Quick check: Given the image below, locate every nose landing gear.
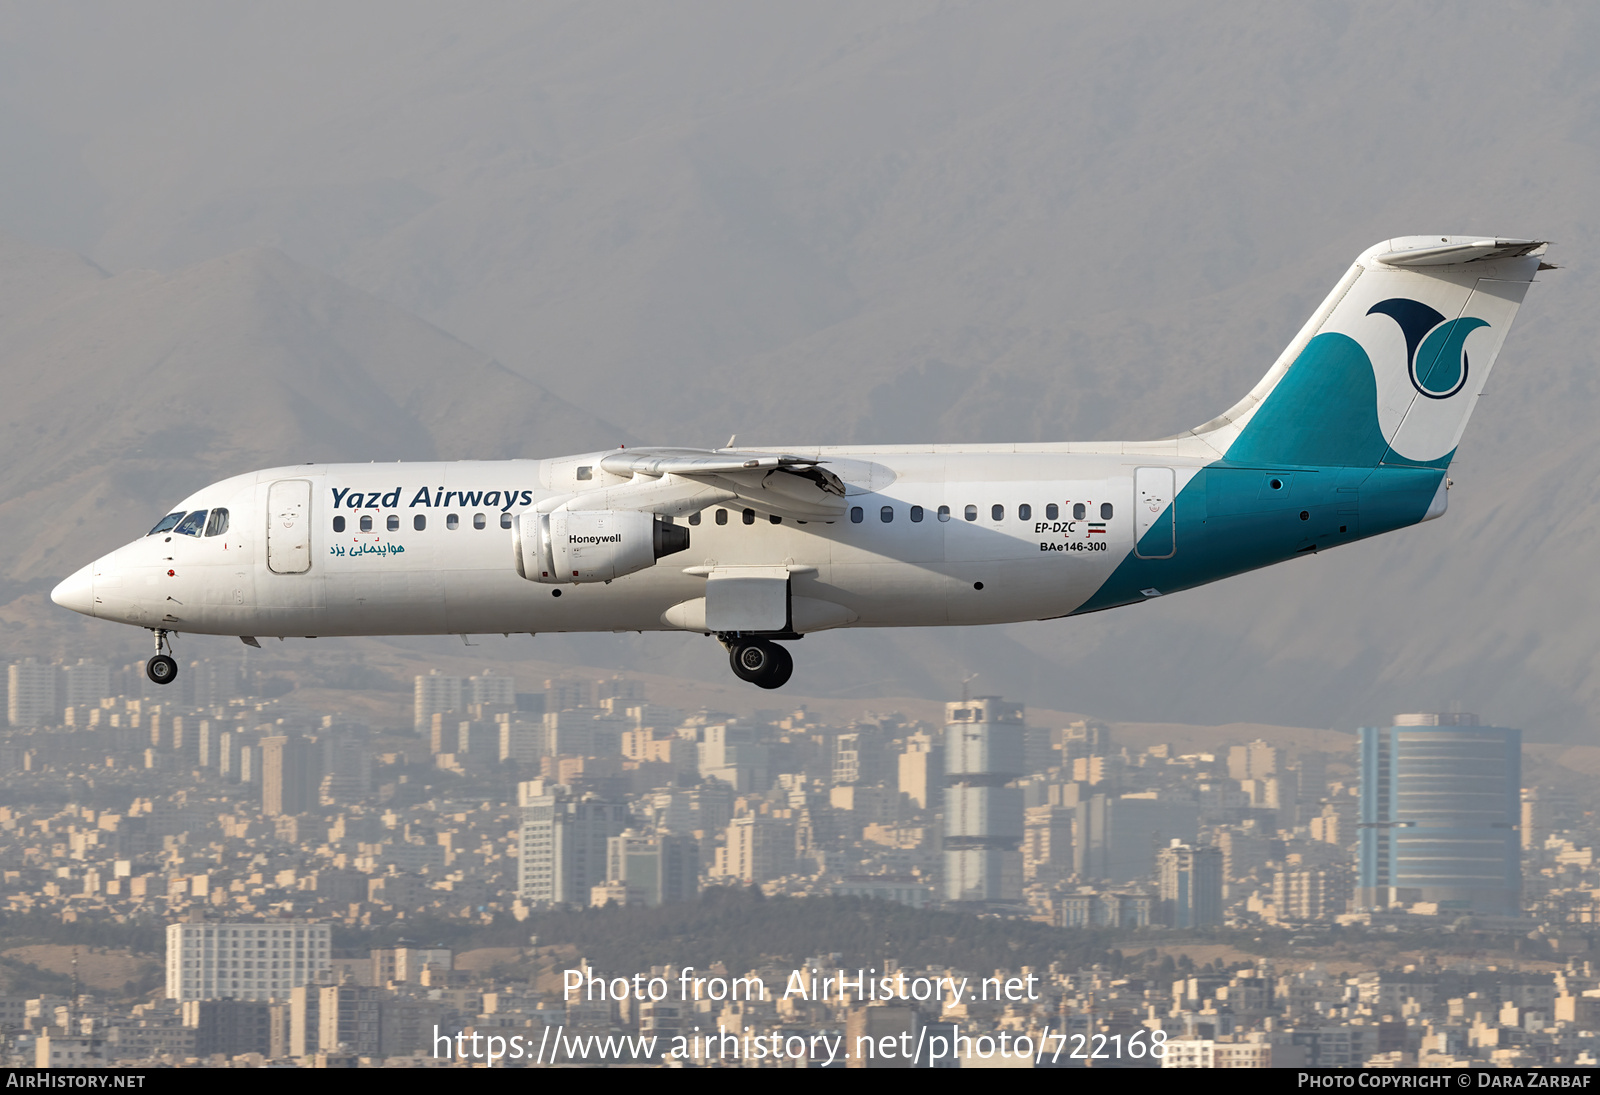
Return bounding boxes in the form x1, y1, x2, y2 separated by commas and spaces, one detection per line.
726, 638, 793, 690
146, 628, 178, 686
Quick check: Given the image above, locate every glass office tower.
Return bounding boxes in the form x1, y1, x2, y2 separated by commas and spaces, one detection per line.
1357, 713, 1521, 916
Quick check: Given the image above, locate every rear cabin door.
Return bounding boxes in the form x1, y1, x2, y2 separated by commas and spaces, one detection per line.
267, 479, 313, 574
1133, 466, 1176, 559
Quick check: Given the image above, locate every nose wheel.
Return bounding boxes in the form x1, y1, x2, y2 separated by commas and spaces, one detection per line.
727, 639, 793, 690
146, 628, 179, 687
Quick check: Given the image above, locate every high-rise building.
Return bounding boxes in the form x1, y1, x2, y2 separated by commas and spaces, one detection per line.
261, 735, 316, 816
61, 658, 110, 708
1357, 713, 1522, 916
1521, 786, 1581, 850
606, 829, 699, 905
413, 670, 462, 732
897, 730, 942, 809
544, 676, 591, 713
1157, 841, 1223, 928
469, 669, 516, 707
944, 696, 1024, 904
1228, 740, 1281, 781
1023, 804, 1074, 883
8, 659, 56, 727
699, 720, 769, 792
166, 920, 332, 1002
715, 816, 794, 884
1294, 752, 1329, 826
319, 729, 373, 804
517, 790, 630, 905
1074, 792, 1200, 883
1272, 865, 1352, 923
185, 659, 228, 710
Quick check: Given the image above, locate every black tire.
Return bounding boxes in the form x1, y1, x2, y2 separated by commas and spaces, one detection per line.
729, 641, 776, 684
729, 640, 793, 689
757, 643, 793, 690
146, 654, 178, 686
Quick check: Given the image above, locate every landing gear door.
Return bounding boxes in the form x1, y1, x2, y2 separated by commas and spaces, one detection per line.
1134, 466, 1175, 559
267, 479, 313, 574
705, 566, 790, 632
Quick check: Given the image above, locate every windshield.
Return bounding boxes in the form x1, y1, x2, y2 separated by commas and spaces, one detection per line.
147, 512, 185, 536
204, 508, 230, 537
173, 510, 208, 536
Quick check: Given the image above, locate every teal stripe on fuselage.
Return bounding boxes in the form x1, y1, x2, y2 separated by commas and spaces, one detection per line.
1072, 461, 1445, 615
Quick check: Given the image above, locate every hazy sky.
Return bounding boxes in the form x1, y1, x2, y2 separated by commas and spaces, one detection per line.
4, 4, 1599, 734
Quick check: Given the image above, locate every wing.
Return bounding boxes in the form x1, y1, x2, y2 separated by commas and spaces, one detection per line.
536, 448, 848, 521
597, 448, 846, 520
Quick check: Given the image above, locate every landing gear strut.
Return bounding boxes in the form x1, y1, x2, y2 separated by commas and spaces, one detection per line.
146, 629, 178, 687
726, 638, 793, 690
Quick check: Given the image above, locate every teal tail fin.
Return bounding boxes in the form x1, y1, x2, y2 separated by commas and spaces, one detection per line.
1191, 236, 1546, 469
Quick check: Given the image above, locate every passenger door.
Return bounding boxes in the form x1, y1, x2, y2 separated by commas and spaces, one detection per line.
267, 480, 313, 574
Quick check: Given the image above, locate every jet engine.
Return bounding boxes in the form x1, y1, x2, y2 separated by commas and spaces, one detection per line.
513, 509, 689, 584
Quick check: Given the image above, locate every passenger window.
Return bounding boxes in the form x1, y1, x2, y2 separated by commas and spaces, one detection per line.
333, 516, 346, 533
204, 509, 230, 537
964, 505, 977, 521
910, 505, 924, 523
850, 507, 864, 523
991, 504, 1004, 522
414, 515, 426, 531
716, 509, 728, 526
938, 505, 951, 523
389, 515, 401, 532
147, 512, 185, 536
447, 514, 460, 530
576, 466, 593, 481
359, 515, 373, 532
1046, 504, 1058, 520
877, 506, 892, 523
742, 508, 755, 525
688, 512, 701, 526
1019, 504, 1032, 521
174, 510, 207, 536
473, 513, 486, 530
1101, 502, 1114, 520
770, 514, 782, 524
1073, 503, 1086, 521
499, 512, 511, 530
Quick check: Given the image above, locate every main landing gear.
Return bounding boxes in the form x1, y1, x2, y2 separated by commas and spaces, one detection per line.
725, 638, 793, 690
146, 629, 178, 686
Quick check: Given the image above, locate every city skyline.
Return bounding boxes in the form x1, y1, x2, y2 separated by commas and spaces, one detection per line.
0, 645, 1594, 1066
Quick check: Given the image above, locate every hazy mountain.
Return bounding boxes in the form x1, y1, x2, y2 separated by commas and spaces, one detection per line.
1, 4, 1598, 734
0, 233, 625, 592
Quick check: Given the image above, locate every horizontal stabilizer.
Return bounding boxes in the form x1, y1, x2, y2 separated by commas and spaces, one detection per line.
1374, 238, 1547, 267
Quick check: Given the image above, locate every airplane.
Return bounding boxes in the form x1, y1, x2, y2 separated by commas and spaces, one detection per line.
50, 235, 1548, 691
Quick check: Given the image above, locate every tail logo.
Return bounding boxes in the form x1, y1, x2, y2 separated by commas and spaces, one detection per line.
1367, 298, 1489, 400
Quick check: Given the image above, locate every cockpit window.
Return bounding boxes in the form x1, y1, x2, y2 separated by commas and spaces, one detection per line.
204, 509, 230, 537
148, 512, 186, 536
173, 510, 208, 536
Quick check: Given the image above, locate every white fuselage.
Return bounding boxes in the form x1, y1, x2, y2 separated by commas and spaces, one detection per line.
62, 447, 1199, 640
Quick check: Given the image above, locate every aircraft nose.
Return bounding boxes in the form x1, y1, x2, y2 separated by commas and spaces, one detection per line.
50, 564, 95, 617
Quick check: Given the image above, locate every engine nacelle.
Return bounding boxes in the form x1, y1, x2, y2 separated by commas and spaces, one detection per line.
513, 509, 690, 584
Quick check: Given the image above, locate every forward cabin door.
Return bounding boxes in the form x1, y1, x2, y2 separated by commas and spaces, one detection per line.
1133, 466, 1176, 559
267, 479, 313, 574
